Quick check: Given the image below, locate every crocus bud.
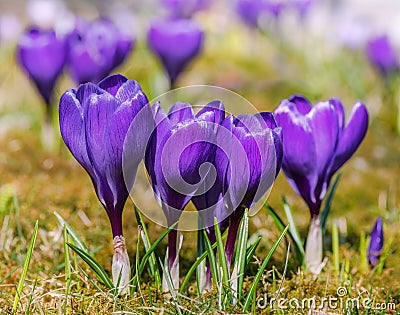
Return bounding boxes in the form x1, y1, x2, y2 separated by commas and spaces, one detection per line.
145, 101, 219, 290
275, 95, 369, 273
368, 217, 384, 267
17, 27, 66, 119
147, 19, 204, 88
366, 35, 398, 78
215, 112, 283, 266
59, 74, 154, 293
67, 18, 134, 85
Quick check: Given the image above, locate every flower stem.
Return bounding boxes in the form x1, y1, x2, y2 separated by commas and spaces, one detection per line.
168, 229, 178, 269
225, 210, 243, 269
112, 235, 131, 294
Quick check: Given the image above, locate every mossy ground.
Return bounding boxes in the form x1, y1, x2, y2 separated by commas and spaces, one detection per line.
0, 17, 399, 314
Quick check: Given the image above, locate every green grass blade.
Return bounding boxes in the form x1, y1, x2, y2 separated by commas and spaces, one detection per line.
133, 221, 178, 287
332, 223, 340, 272
54, 211, 88, 252
13, 220, 39, 312
321, 173, 342, 232
359, 231, 368, 273
67, 243, 114, 290
245, 236, 262, 267
63, 225, 72, 295
0, 184, 14, 216
265, 202, 304, 266
179, 231, 227, 294
214, 217, 229, 286
134, 207, 161, 288
243, 224, 289, 312
234, 209, 248, 301
282, 197, 304, 257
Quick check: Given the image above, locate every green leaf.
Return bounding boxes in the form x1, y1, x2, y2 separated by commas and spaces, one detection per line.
214, 217, 229, 286
13, 220, 39, 312
133, 221, 178, 287
54, 211, 88, 252
265, 202, 304, 266
134, 207, 161, 288
245, 236, 262, 267
282, 197, 304, 258
67, 243, 114, 290
332, 223, 340, 272
243, 224, 289, 312
234, 209, 248, 301
321, 174, 342, 232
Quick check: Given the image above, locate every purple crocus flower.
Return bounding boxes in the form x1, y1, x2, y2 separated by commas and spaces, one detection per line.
67, 18, 134, 85
368, 217, 384, 267
366, 35, 398, 77
161, 0, 210, 18
147, 19, 204, 88
290, 0, 313, 18
215, 112, 283, 265
274, 95, 369, 272
144, 101, 219, 289
59, 74, 153, 293
235, 0, 266, 28
17, 27, 66, 120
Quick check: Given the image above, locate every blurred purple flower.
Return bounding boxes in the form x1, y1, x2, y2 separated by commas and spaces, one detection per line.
215, 112, 283, 264
275, 95, 368, 217
147, 19, 204, 88
67, 18, 134, 85
144, 101, 219, 272
366, 35, 398, 77
161, 0, 210, 18
17, 27, 66, 117
275, 95, 368, 272
368, 217, 384, 267
236, 0, 266, 28
236, 0, 285, 28
290, 0, 313, 18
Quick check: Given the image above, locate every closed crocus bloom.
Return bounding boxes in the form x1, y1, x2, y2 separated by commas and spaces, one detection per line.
67, 18, 133, 85
59, 74, 153, 293
366, 35, 398, 77
17, 27, 66, 119
368, 217, 384, 267
161, 0, 210, 18
215, 112, 283, 265
145, 101, 218, 290
236, 0, 266, 28
147, 19, 204, 88
274, 95, 368, 273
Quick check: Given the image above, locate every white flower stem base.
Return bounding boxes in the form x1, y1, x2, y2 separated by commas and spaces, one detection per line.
112, 235, 130, 295
305, 216, 323, 274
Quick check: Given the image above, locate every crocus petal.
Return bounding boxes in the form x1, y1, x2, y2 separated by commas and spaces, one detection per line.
168, 102, 194, 126
307, 101, 339, 200
197, 100, 225, 127
59, 89, 94, 179
288, 94, 312, 115
275, 100, 318, 210
329, 97, 345, 130
98, 74, 128, 97
331, 101, 368, 174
